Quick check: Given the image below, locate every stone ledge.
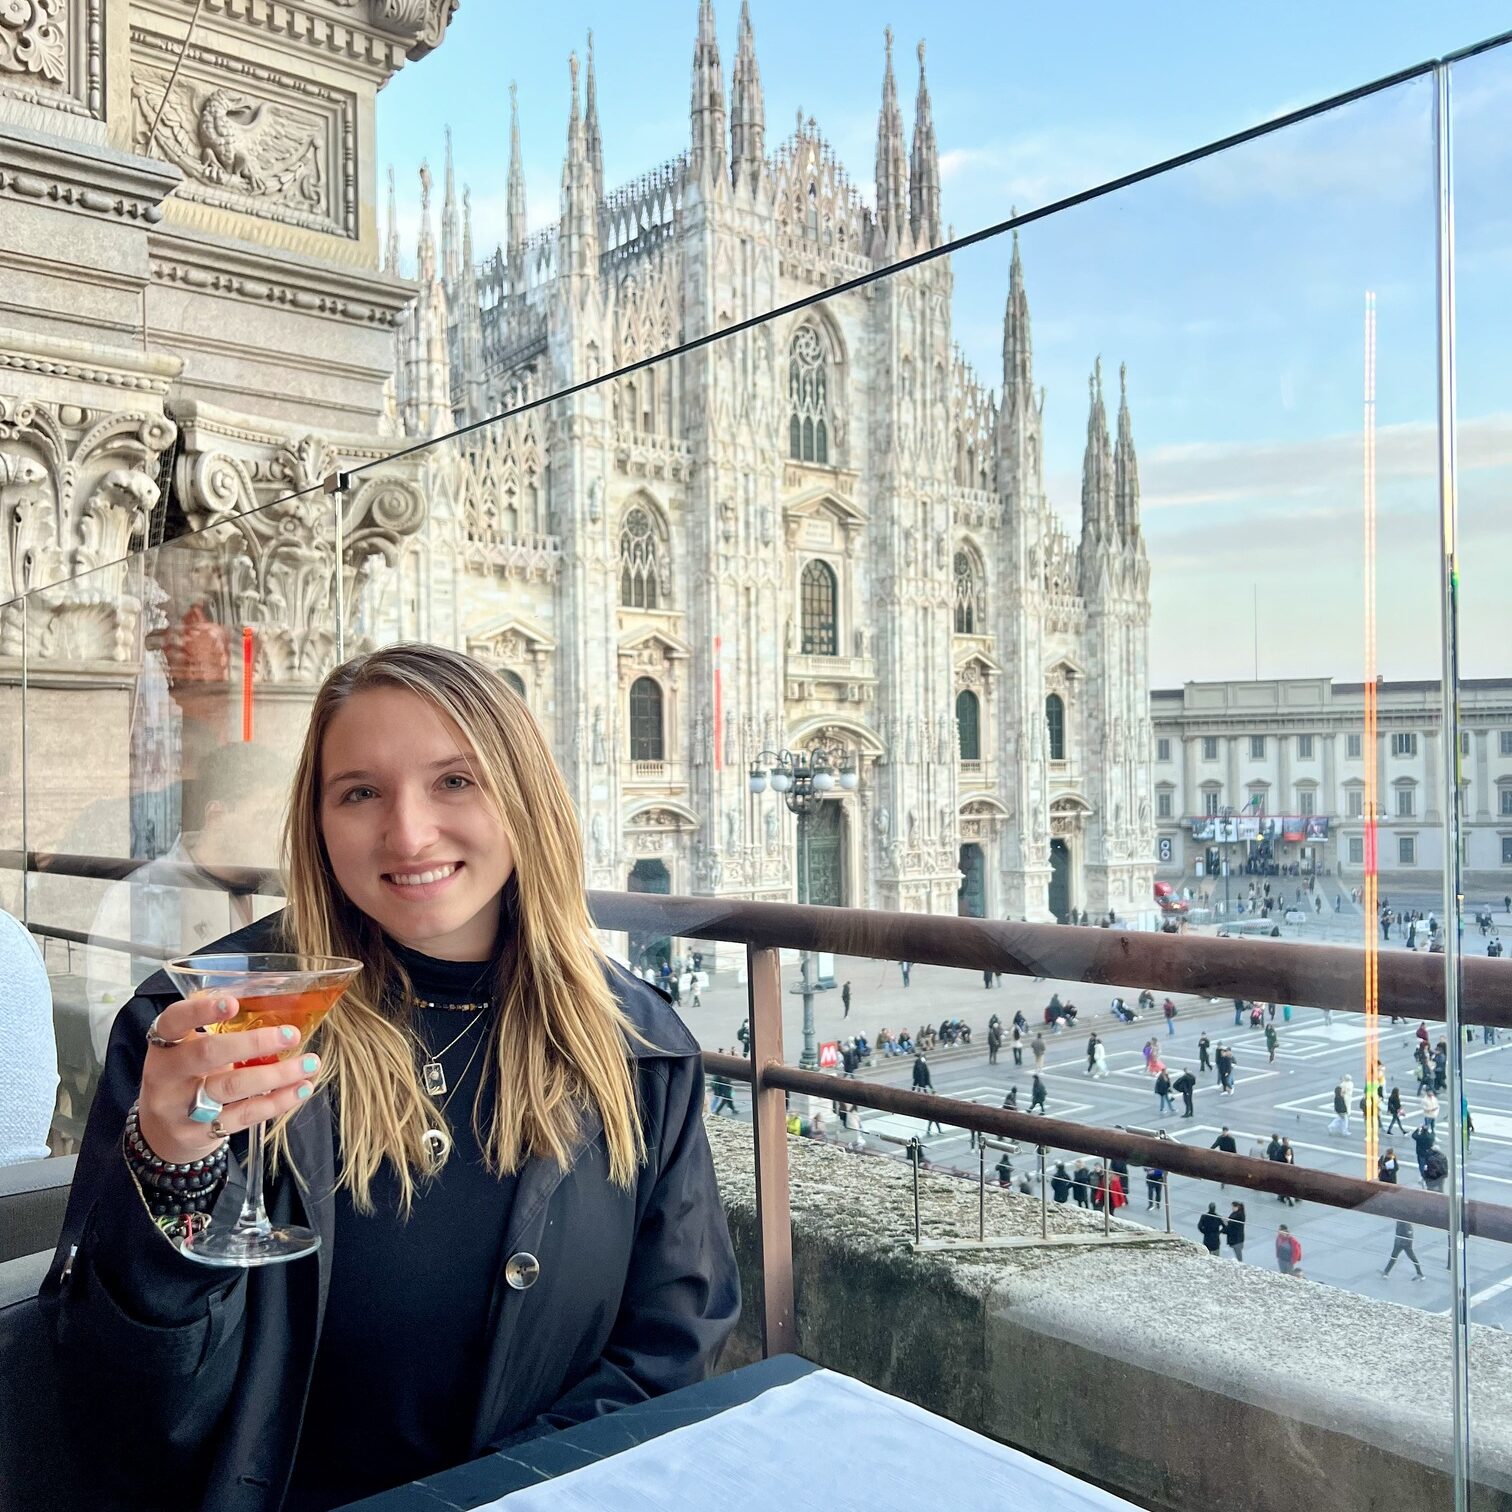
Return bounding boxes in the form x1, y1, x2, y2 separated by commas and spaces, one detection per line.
706, 1117, 1512, 1511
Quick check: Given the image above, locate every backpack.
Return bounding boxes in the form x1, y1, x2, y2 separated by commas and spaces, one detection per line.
1424, 1150, 1449, 1182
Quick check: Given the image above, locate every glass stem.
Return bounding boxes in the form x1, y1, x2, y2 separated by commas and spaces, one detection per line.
234, 1119, 273, 1237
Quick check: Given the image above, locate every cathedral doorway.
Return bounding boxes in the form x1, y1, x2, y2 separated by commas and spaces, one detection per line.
627, 858, 672, 970
957, 843, 986, 918
1048, 839, 1071, 923
801, 799, 845, 907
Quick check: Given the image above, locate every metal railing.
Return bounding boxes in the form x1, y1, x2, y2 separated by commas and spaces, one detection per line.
7, 847, 1508, 1359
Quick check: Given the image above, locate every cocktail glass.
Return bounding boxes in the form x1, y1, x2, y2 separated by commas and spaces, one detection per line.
163, 953, 360, 1267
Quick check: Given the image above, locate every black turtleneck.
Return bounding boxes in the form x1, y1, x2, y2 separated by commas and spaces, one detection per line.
286, 941, 520, 1511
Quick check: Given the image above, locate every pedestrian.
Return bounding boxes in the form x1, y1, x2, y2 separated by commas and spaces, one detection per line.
1279, 1137, 1298, 1204
1378, 1148, 1400, 1185
1275, 1224, 1303, 1275
899, 960, 912, 988
1174, 1067, 1196, 1118
1146, 1163, 1166, 1210
736, 1017, 752, 1056
709, 1054, 737, 1116
912, 1053, 933, 1093
1087, 1032, 1101, 1075
1330, 1078, 1352, 1136
1031, 1033, 1046, 1071
1411, 1122, 1436, 1180
1264, 1022, 1278, 1063
995, 1151, 1014, 1187
1386, 1085, 1406, 1135
1163, 997, 1177, 1037
1051, 1162, 1073, 1203
1092, 1040, 1110, 1079
1030, 1073, 1048, 1114
1225, 1202, 1247, 1262
1423, 1144, 1449, 1193
1012, 1023, 1024, 1067
1211, 1126, 1238, 1187
1072, 1160, 1091, 1207
1215, 1045, 1235, 1095
1155, 1067, 1175, 1115
1382, 1219, 1425, 1279
841, 980, 852, 1018
1421, 1087, 1439, 1136
1233, 998, 1245, 1028
1198, 1202, 1224, 1255
1002, 1085, 1018, 1111
983, 969, 994, 990
1198, 1032, 1212, 1073
987, 1021, 1002, 1066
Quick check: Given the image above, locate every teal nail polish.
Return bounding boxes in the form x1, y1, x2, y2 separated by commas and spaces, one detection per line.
297, 1084, 313, 1100
280, 1026, 298, 1043
301, 1055, 319, 1075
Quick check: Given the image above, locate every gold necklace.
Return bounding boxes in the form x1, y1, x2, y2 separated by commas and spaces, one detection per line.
407, 1009, 488, 1098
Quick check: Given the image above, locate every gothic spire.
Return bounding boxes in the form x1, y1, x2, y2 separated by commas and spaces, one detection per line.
690, 0, 727, 187
384, 163, 400, 275
1114, 361, 1143, 545
441, 125, 460, 290
585, 30, 604, 205
404, 160, 452, 438
909, 39, 940, 249
560, 52, 599, 277
874, 27, 910, 254
417, 159, 437, 285
507, 81, 527, 296
1002, 222, 1032, 410
1079, 358, 1117, 583
730, 0, 765, 191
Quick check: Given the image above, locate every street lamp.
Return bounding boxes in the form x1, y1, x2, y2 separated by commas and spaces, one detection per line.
1219, 803, 1235, 919
749, 742, 860, 1070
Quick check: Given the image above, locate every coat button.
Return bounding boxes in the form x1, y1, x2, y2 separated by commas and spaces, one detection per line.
504, 1252, 540, 1290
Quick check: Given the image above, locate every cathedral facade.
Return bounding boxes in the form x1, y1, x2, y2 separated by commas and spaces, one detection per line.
385, 3, 1157, 926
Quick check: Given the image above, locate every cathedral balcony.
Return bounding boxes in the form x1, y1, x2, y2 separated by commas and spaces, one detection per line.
628, 759, 670, 784
784, 654, 877, 706
782, 460, 860, 500
614, 430, 693, 481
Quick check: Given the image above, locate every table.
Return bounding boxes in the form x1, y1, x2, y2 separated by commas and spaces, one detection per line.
341, 1357, 1142, 1512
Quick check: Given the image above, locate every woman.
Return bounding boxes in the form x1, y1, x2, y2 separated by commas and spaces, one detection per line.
40, 646, 739, 1512
1225, 1201, 1247, 1262
1091, 1039, 1110, 1079
1198, 1202, 1224, 1255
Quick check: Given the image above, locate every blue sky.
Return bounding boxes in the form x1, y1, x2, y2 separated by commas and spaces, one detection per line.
377, 4, 1512, 686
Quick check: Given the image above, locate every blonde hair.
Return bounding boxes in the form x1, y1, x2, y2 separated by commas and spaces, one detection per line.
267, 643, 645, 1215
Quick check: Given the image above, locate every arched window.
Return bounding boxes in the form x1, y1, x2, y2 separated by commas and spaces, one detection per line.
800, 559, 838, 656
629, 677, 664, 761
956, 690, 981, 762
502, 669, 527, 702
788, 324, 830, 464
954, 550, 984, 635
1045, 693, 1066, 761
619, 504, 662, 609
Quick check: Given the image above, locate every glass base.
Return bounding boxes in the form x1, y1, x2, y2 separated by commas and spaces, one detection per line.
176, 1220, 321, 1269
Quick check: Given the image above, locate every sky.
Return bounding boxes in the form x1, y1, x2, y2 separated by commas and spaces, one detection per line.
376, 4, 1512, 687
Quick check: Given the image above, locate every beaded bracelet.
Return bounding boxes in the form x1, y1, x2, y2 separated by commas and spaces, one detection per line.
124, 1102, 229, 1221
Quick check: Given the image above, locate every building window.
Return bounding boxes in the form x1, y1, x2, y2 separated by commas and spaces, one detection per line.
1298, 789, 1316, 817
1346, 733, 1362, 759
1503, 837, 1512, 865
1398, 835, 1416, 866
799, 559, 838, 655
1502, 731, 1512, 757
955, 690, 981, 762
1203, 790, 1220, 817
1391, 732, 1419, 758
628, 677, 664, 761
1461, 731, 1472, 757
1045, 694, 1066, 761
1297, 735, 1315, 759
619, 506, 664, 610
1156, 737, 1171, 762
1501, 788, 1512, 817
1346, 789, 1364, 818
501, 669, 527, 702
1395, 786, 1416, 818
1157, 791, 1173, 819
1250, 736, 1265, 759
953, 550, 985, 635
788, 323, 830, 464
1349, 836, 1365, 864
1201, 736, 1218, 761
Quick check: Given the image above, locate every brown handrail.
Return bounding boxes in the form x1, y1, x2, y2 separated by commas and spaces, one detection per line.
8, 847, 1507, 1026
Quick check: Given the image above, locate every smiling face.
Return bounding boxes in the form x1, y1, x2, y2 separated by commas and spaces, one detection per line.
318, 684, 515, 962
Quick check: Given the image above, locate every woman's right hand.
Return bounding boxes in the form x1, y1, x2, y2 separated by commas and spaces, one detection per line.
135, 994, 320, 1166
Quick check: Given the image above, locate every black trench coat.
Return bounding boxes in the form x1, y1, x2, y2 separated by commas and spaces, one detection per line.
39, 914, 740, 1512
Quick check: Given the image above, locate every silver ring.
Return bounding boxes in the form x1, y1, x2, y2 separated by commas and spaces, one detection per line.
188, 1082, 224, 1125
210, 1118, 229, 1140
146, 1013, 185, 1050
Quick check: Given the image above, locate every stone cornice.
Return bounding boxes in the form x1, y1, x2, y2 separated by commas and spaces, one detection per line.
0, 323, 183, 396
148, 227, 416, 329
173, 0, 461, 79
169, 396, 416, 469
0, 119, 179, 225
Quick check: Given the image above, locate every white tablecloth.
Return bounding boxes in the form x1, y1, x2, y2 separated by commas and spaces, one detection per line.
482, 1368, 1139, 1511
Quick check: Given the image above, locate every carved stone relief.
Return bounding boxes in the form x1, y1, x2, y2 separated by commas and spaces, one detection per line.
0, 0, 102, 121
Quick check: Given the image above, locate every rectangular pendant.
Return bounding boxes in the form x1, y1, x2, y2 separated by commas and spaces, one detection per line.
422, 1060, 447, 1097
